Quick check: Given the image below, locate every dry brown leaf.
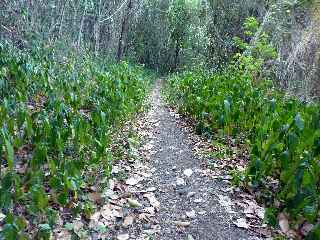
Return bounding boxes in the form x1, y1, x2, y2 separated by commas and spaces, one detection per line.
72, 220, 84, 232
139, 213, 151, 222
123, 214, 135, 228
143, 193, 160, 210
233, 218, 249, 229
88, 192, 103, 204
278, 212, 290, 234
127, 198, 143, 208
125, 176, 143, 186
101, 207, 114, 220
300, 222, 314, 236
144, 206, 156, 215
54, 229, 72, 240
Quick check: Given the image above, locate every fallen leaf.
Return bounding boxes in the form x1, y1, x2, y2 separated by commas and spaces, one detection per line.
123, 215, 134, 228
194, 198, 203, 203
187, 192, 196, 198
217, 195, 234, 213
234, 218, 249, 229
88, 192, 103, 204
112, 166, 120, 174
173, 221, 191, 227
139, 213, 151, 222
198, 211, 206, 215
117, 233, 129, 240
54, 229, 72, 240
103, 189, 117, 200
127, 198, 142, 208
144, 207, 155, 215
143, 193, 160, 210
300, 222, 314, 236
255, 207, 265, 219
90, 212, 101, 221
107, 179, 116, 193
125, 176, 142, 186
72, 220, 84, 231
278, 212, 289, 233
101, 207, 114, 220
146, 187, 156, 192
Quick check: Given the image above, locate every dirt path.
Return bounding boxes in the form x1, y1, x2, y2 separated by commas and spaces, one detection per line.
88, 80, 264, 240
135, 80, 260, 240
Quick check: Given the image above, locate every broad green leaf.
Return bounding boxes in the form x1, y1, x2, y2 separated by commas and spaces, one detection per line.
295, 113, 304, 131
4, 137, 14, 169
224, 99, 231, 114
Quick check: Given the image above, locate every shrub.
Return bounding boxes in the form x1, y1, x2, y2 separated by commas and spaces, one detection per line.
163, 17, 320, 237
0, 44, 152, 238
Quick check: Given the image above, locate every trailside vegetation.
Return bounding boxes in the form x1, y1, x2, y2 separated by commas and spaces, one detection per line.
0, 44, 152, 238
164, 17, 320, 238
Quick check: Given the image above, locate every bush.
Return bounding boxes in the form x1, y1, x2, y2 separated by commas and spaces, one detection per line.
163, 17, 320, 236
0, 44, 152, 238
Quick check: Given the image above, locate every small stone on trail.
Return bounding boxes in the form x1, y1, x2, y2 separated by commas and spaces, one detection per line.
187, 234, 195, 240
123, 215, 134, 228
187, 192, 196, 198
183, 169, 193, 177
233, 218, 249, 229
146, 187, 157, 192
117, 233, 129, 240
194, 198, 203, 203
176, 177, 185, 186
186, 210, 196, 219
176, 188, 188, 195
173, 221, 191, 227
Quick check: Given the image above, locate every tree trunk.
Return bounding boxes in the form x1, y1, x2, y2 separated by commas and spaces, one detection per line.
174, 40, 180, 70
77, 0, 87, 51
117, 0, 133, 61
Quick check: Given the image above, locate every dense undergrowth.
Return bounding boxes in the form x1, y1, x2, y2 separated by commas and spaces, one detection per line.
0, 44, 152, 239
164, 66, 320, 239
163, 19, 320, 239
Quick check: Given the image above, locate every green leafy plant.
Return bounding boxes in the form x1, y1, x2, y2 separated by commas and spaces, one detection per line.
163, 17, 320, 237
0, 43, 152, 238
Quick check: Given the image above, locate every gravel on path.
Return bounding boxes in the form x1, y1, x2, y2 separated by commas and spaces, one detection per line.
141, 80, 261, 240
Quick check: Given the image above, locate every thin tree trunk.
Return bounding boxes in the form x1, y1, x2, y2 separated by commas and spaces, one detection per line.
94, 0, 103, 57
58, 0, 68, 38
117, 0, 132, 61
77, 0, 87, 51
174, 40, 180, 70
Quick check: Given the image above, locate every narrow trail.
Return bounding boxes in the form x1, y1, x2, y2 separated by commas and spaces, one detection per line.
91, 80, 264, 240
138, 80, 260, 240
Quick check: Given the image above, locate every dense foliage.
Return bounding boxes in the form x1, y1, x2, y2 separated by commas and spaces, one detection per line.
164, 66, 320, 239
164, 18, 320, 238
0, 44, 151, 238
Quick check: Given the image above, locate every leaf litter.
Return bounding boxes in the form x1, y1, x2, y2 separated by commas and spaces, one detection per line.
60, 81, 273, 239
